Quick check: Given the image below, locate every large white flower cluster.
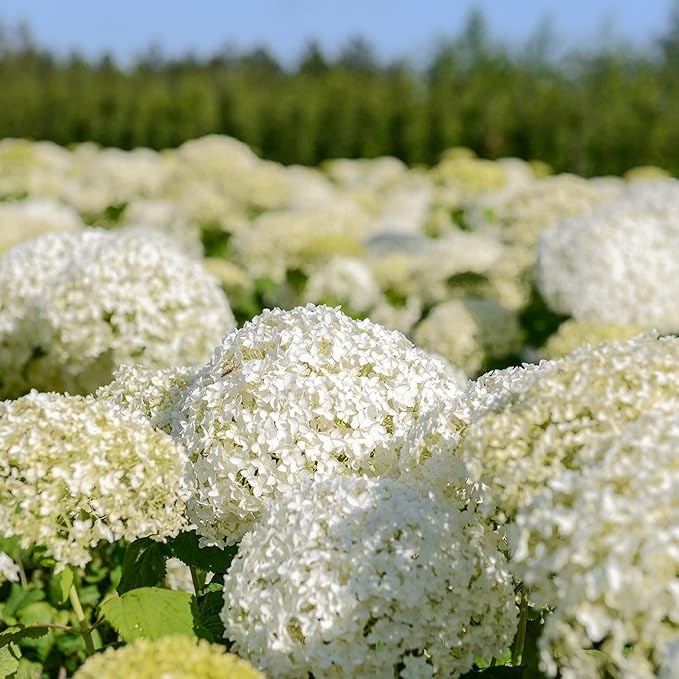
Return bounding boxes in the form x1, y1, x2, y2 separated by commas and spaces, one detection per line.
172, 304, 465, 545
413, 297, 523, 376
458, 334, 679, 518
470, 174, 618, 247
232, 204, 371, 284
73, 635, 264, 679
0, 229, 234, 398
222, 476, 518, 679
0, 391, 191, 569
95, 364, 195, 433
302, 256, 382, 314
539, 319, 643, 359
512, 413, 679, 679
0, 197, 83, 252
536, 180, 679, 331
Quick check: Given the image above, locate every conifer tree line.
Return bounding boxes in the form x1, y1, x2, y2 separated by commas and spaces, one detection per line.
2, 6, 679, 176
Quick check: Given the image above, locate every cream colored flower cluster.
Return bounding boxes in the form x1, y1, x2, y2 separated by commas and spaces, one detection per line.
413, 297, 523, 376
0, 228, 234, 398
0, 197, 83, 253
540, 319, 644, 359
96, 364, 195, 433
0, 391, 191, 569
171, 304, 465, 546
232, 203, 371, 284
458, 334, 679, 518
536, 180, 679, 331
512, 413, 679, 679
73, 635, 264, 679
302, 256, 382, 315
222, 476, 518, 679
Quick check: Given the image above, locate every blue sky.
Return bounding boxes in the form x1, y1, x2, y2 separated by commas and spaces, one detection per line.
0, 0, 674, 66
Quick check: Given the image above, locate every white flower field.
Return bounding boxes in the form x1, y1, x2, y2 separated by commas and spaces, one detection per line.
0, 135, 677, 678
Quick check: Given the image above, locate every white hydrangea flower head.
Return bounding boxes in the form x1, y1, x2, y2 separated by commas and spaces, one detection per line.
163, 557, 214, 593
458, 334, 679, 519
95, 364, 196, 433
0, 391, 191, 570
0, 228, 234, 398
368, 293, 424, 335
222, 476, 518, 679
324, 156, 408, 192
413, 298, 523, 376
232, 204, 371, 283
406, 231, 504, 306
0, 198, 83, 253
120, 197, 204, 258
512, 412, 679, 679
536, 185, 679, 331
393, 402, 490, 516
73, 635, 264, 679
0, 139, 72, 199
172, 304, 465, 546
303, 256, 381, 314
468, 174, 618, 247
431, 152, 522, 196
540, 319, 644, 359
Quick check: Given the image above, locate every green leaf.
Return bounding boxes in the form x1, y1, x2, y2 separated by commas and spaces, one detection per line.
99, 587, 197, 642
0, 644, 20, 676
0, 625, 49, 649
14, 657, 43, 679
167, 531, 238, 574
193, 587, 226, 643
49, 568, 74, 605
117, 538, 170, 595
2, 585, 44, 619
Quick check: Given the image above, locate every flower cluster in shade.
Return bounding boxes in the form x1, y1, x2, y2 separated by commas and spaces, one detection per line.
0, 228, 234, 399
539, 319, 643, 359
511, 412, 679, 679
0, 391, 191, 569
221, 476, 518, 679
171, 304, 466, 546
457, 334, 679, 519
536, 178, 679, 332
0, 197, 83, 253
72, 635, 264, 679
95, 364, 195, 434
302, 256, 382, 315
413, 297, 523, 376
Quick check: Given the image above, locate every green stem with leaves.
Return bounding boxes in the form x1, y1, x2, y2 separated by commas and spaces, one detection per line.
68, 584, 95, 655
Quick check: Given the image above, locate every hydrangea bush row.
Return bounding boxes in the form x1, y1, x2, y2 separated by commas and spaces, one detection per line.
0, 136, 677, 678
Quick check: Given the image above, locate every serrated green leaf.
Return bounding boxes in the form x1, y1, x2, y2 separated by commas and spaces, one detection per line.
0, 625, 49, 650
117, 538, 170, 595
100, 587, 197, 642
0, 644, 20, 676
194, 588, 226, 643
14, 657, 42, 679
167, 531, 238, 574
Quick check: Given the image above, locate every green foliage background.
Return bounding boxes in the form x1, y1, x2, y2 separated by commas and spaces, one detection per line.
2, 6, 679, 176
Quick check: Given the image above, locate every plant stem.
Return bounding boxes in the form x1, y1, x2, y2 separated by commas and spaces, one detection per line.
16, 555, 28, 587
68, 584, 96, 655
189, 566, 204, 596
512, 584, 529, 667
